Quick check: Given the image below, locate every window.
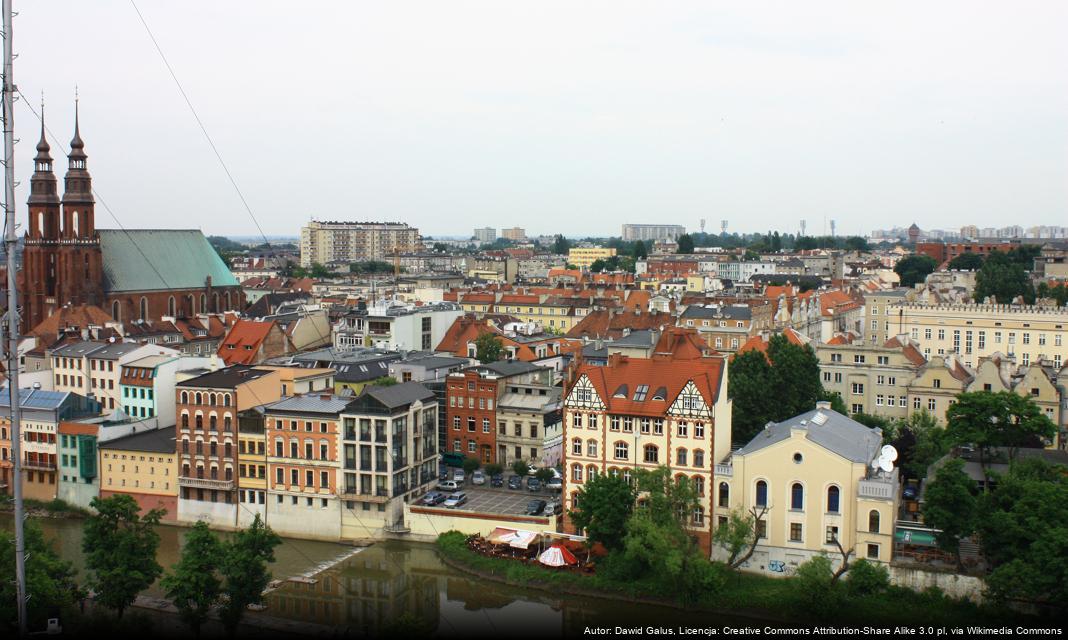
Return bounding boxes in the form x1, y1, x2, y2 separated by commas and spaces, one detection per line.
643, 444, 658, 463
755, 480, 768, 507
827, 485, 840, 513
866, 543, 880, 559
825, 525, 839, 544
790, 483, 804, 510
587, 440, 597, 457
789, 523, 803, 542
718, 482, 729, 508
572, 464, 583, 483
868, 510, 881, 533
614, 442, 628, 460
677, 448, 687, 466
572, 438, 582, 455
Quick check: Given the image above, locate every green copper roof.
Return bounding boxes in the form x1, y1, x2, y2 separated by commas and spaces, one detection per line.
98, 229, 239, 293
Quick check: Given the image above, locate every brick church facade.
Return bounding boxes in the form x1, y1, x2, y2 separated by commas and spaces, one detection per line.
19, 106, 244, 333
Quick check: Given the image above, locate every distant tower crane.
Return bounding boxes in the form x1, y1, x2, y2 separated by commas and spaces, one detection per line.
721, 220, 728, 235
799, 219, 806, 237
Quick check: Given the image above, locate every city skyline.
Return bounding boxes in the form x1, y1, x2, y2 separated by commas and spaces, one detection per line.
12, 1, 1068, 238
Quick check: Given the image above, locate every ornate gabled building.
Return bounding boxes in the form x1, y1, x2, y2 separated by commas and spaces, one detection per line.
19, 106, 244, 333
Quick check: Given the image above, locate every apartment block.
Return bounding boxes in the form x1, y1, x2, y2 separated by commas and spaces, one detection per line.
567, 247, 616, 270
817, 336, 926, 418
300, 220, 421, 268
99, 427, 179, 522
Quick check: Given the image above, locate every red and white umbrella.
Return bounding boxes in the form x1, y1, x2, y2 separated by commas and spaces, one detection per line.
538, 543, 578, 567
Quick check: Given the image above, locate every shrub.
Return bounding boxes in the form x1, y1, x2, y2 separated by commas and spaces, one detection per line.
847, 559, 890, 597
792, 554, 843, 619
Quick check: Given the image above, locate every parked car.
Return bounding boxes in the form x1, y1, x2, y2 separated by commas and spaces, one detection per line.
472, 470, 486, 485
490, 474, 504, 488
526, 499, 547, 516
545, 499, 563, 515
444, 492, 468, 509
527, 477, 542, 492
437, 480, 461, 492
453, 469, 466, 483
545, 477, 562, 491
421, 491, 446, 506
507, 475, 523, 490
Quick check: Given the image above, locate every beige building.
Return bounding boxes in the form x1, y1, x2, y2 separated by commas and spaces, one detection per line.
300, 220, 421, 268
561, 329, 732, 555
501, 227, 527, 242
966, 355, 1063, 448
495, 372, 562, 467
887, 302, 1068, 370
99, 427, 179, 522
567, 246, 616, 270
864, 289, 914, 346
713, 403, 898, 575
816, 336, 926, 419
905, 355, 974, 424
51, 341, 179, 412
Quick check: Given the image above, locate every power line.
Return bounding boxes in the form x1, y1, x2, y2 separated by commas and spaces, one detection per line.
128, 0, 271, 248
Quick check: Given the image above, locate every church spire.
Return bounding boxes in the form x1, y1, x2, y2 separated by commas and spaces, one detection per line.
34, 97, 52, 165
28, 97, 59, 207
63, 92, 94, 207
68, 91, 87, 166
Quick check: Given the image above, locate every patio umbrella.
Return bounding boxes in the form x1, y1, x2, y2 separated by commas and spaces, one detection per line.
538, 543, 578, 567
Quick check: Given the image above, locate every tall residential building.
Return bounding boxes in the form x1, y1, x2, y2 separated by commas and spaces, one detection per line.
300, 220, 421, 268
622, 224, 686, 242
567, 247, 616, 269
473, 227, 497, 244
561, 329, 732, 554
99, 427, 179, 522
501, 227, 526, 242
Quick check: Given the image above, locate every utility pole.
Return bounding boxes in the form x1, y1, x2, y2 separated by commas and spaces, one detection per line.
1, 0, 28, 635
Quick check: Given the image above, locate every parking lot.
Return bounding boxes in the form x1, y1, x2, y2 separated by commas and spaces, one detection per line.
423, 474, 561, 516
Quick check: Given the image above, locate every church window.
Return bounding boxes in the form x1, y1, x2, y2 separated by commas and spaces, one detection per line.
139, 297, 148, 321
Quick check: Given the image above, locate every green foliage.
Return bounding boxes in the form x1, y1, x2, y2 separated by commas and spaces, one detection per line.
534, 467, 554, 483
947, 252, 985, 271
1037, 281, 1068, 306
976, 458, 1068, 611
676, 234, 695, 254
462, 457, 481, 475
630, 241, 648, 260
0, 520, 82, 632
551, 235, 572, 255
474, 331, 504, 364
83, 494, 164, 618
921, 458, 978, 566
484, 463, 503, 477
945, 391, 1057, 473
896, 410, 950, 479
369, 376, 398, 387
973, 250, 1035, 304
589, 255, 636, 274
218, 515, 281, 638
712, 507, 763, 568
291, 262, 335, 279
568, 473, 636, 551
432, 242, 449, 253
728, 334, 827, 445
349, 261, 395, 274
894, 254, 937, 288
511, 460, 530, 477
846, 559, 890, 597
161, 522, 223, 638
791, 554, 843, 618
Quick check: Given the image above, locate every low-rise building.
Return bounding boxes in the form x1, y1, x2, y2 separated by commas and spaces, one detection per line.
495, 368, 561, 467
339, 383, 439, 538
713, 404, 898, 575
817, 336, 926, 418
99, 427, 179, 522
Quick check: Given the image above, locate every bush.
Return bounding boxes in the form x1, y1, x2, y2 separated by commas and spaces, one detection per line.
484, 463, 503, 477
512, 461, 530, 477
847, 559, 890, 597
792, 554, 844, 619
461, 457, 481, 475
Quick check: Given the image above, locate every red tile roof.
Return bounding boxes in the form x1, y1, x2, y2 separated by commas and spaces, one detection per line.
218, 319, 278, 365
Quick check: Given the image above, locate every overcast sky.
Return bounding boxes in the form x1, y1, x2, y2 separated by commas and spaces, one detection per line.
12, 1, 1068, 239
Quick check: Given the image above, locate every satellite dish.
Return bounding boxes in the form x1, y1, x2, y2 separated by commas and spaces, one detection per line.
876, 445, 898, 473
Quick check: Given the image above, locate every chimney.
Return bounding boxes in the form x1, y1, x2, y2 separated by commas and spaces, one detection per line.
607, 352, 627, 368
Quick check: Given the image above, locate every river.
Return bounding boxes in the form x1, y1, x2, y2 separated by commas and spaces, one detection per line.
5, 515, 755, 636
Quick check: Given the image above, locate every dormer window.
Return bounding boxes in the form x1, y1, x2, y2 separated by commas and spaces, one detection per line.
632, 385, 648, 402
652, 387, 667, 401
613, 384, 628, 398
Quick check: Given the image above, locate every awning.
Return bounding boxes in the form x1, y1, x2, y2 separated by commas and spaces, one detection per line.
539, 543, 578, 567
486, 527, 518, 545
505, 530, 539, 549
895, 528, 937, 547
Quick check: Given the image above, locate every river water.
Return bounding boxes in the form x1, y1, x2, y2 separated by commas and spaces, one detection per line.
5, 515, 756, 636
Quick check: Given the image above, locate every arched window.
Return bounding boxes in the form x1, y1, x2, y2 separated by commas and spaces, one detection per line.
791, 483, 804, 510
181, 413, 189, 428
614, 441, 628, 460
586, 439, 597, 457
200, 294, 207, 313
209, 393, 217, 406
827, 486, 840, 514
72, 211, 79, 235
587, 465, 597, 481
643, 444, 658, 463
571, 438, 582, 455
718, 482, 730, 508
225, 292, 232, 310
209, 415, 218, 431
37, 212, 44, 236
223, 393, 231, 407
693, 475, 705, 496
168, 296, 176, 317
224, 415, 232, 431
869, 510, 881, 533
195, 415, 203, 430
139, 297, 148, 321
213, 293, 220, 313
195, 392, 202, 405
112, 300, 121, 322
756, 480, 768, 507
677, 447, 688, 466
572, 463, 583, 483
180, 391, 188, 404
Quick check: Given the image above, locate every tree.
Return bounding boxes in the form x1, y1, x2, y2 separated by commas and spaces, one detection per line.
712, 505, 769, 569
947, 252, 984, 271
219, 515, 281, 638
83, 494, 164, 619
894, 254, 937, 288
461, 457, 481, 475
921, 457, 978, 569
511, 460, 530, 478
976, 458, 1068, 609
791, 554, 842, 618
534, 467, 554, 484
630, 241, 647, 260
945, 391, 1057, 480
894, 410, 949, 479
974, 250, 1034, 304
589, 258, 607, 273
368, 376, 398, 387
484, 463, 503, 477
568, 473, 636, 552
551, 235, 571, 255
728, 334, 828, 445
161, 522, 223, 638
0, 521, 81, 632
474, 331, 504, 364
676, 234, 695, 254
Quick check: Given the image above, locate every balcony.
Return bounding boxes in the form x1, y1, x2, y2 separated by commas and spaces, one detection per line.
714, 463, 733, 477
179, 477, 235, 491
22, 460, 57, 471
858, 478, 895, 500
